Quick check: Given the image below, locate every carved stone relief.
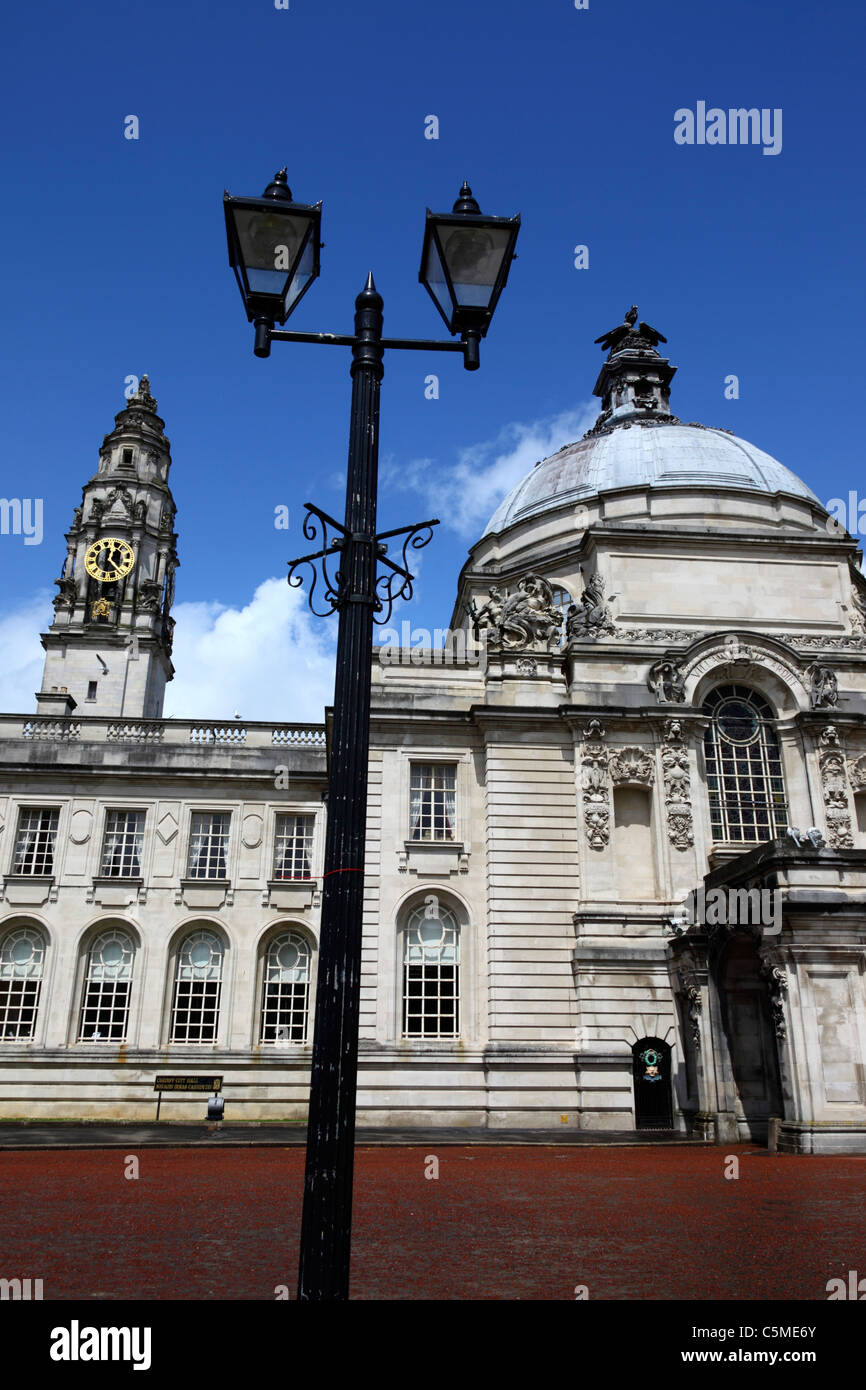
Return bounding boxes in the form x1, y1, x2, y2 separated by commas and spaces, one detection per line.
648, 658, 686, 704
468, 572, 562, 652
608, 746, 654, 786
759, 954, 789, 1040
817, 725, 853, 848
565, 569, 616, 640
581, 723, 610, 849
661, 718, 694, 850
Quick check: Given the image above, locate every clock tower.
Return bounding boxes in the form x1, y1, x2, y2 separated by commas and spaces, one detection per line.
37, 375, 179, 720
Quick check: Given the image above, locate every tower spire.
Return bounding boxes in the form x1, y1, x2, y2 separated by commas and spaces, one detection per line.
36, 377, 179, 719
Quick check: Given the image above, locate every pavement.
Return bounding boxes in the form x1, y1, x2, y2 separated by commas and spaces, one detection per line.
0, 1121, 706, 1149
1, 1143, 863, 1299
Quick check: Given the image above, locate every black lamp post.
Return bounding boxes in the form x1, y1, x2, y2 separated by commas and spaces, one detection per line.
224, 171, 519, 1301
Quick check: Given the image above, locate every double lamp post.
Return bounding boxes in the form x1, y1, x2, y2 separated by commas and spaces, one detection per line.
222, 169, 520, 1301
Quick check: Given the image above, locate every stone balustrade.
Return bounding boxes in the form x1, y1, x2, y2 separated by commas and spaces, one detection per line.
1, 715, 326, 749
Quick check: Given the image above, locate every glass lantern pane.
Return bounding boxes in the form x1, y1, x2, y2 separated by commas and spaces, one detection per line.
443, 225, 512, 307
234, 207, 307, 298
283, 228, 316, 313
423, 236, 453, 319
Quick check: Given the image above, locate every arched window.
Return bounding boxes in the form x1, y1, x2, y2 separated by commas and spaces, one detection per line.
170, 930, 224, 1043
0, 927, 45, 1041
78, 928, 135, 1042
703, 684, 787, 843
402, 898, 460, 1039
260, 932, 312, 1044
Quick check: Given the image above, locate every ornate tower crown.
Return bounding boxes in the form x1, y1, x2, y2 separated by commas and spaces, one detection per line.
588, 307, 678, 436
36, 376, 179, 720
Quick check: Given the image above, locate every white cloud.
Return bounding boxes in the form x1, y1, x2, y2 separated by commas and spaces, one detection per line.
165, 577, 336, 722
0, 581, 335, 724
0, 591, 54, 712
382, 405, 597, 538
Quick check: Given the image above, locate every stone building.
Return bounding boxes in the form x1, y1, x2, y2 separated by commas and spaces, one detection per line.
2, 318, 866, 1152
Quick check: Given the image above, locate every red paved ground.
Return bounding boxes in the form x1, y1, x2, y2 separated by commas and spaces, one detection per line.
1, 1144, 864, 1300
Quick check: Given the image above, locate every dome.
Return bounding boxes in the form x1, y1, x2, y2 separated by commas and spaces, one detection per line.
483, 422, 821, 537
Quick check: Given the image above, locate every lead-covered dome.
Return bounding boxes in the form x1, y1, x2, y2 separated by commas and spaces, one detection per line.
484, 422, 819, 536
483, 308, 820, 538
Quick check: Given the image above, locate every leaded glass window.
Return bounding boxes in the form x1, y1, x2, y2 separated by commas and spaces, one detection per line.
100, 810, 144, 878
260, 932, 311, 1043
0, 928, 45, 1041
410, 764, 456, 841
78, 929, 135, 1041
703, 684, 787, 843
402, 899, 460, 1038
13, 808, 59, 876
170, 930, 224, 1043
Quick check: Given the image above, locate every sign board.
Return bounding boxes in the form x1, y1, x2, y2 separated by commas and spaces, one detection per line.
153, 1076, 223, 1093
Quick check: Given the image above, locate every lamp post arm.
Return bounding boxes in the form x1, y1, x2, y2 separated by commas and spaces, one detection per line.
268, 327, 476, 366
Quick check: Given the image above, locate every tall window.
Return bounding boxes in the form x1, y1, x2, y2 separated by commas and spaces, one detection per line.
410, 764, 456, 841
170, 930, 224, 1043
402, 899, 460, 1038
273, 815, 314, 880
703, 684, 787, 843
0, 928, 45, 1041
78, 929, 135, 1041
187, 813, 230, 879
260, 933, 312, 1043
13, 808, 59, 876
100, 811, 144, 878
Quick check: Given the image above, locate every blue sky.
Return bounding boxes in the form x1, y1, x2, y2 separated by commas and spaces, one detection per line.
1, 0, 864, 718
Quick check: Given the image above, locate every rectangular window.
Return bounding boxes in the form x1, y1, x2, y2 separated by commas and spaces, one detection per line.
171, 977, 221, 1042
409, 764, 456, 841
87, 681, 98, 700
272, 814, 314, 880
100, 810, 145, 878
13, 808, 59, 876
187, 813, 230, 880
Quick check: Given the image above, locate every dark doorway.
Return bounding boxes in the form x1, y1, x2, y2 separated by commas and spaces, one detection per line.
632, 1037, 674, 1130
720, 937, 782, 1142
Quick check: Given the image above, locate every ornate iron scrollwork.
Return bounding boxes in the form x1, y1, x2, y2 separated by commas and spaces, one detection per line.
287, 504, 438, 625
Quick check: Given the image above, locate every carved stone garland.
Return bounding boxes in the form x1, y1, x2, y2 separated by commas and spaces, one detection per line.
818, 725, 854, 849
661, 718, 694, 850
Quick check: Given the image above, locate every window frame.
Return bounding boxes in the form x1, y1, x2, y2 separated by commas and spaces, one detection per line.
11, 806, 61, 878
702, 683, 788, 845
258, 929, 313, 1045
186, 811, 232, 881
168, 927, 226, 1045
0, 925, 47, 1043
272, 813, 315, 882
99, 808, 146, 880
77, 927, 136, 1043
400, 898, 461, 1041
409, 762, 458, 843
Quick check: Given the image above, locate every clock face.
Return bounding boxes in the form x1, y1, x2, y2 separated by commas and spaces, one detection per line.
84, 536, 136, 583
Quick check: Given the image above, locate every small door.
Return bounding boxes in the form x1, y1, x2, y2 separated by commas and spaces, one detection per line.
632, 1037, 673, 1130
